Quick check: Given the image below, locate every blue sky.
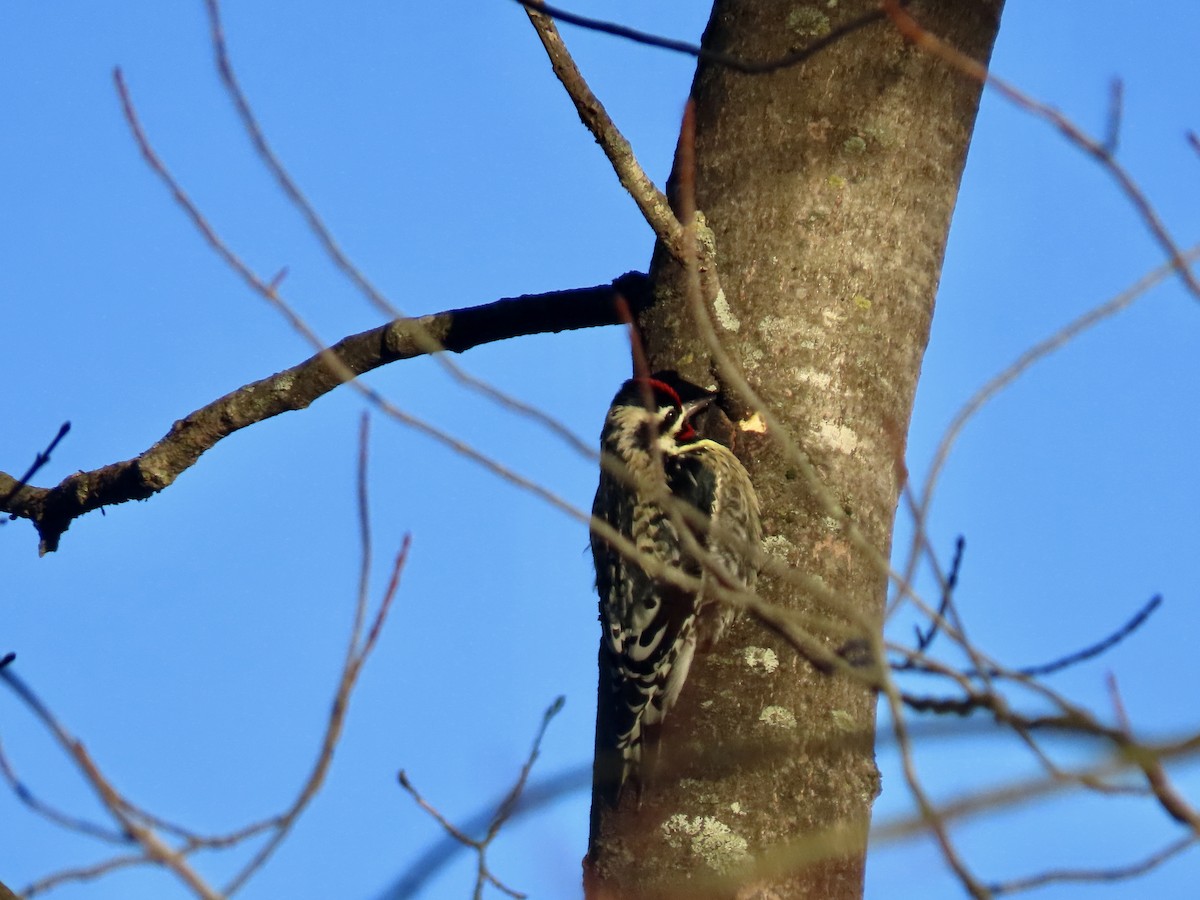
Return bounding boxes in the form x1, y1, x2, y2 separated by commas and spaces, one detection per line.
2, 2, 1198, 898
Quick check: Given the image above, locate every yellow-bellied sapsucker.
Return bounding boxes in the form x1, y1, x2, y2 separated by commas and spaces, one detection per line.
590, 371, 761, 806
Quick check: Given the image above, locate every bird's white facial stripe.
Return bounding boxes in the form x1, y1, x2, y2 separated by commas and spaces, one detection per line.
607, 405, 677, 453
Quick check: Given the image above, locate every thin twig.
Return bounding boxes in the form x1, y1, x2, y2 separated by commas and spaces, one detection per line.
0, 669, 221, 899
384, 765, 591, 900
21, 853, 149, 897
202, 0, 596, 462
912, 536, 965, 653
0, 422, 70, 509
524, 5, 684, 255
901, 241, 1200, 626
0, 738, 129, 843
222, 420, 410, 894
882, 0, 1200, 301
989, 834, 1200, 894
399, 697, 566, 900
1103, 78, 1124, 154
513, 0, 897, 76
1010, 596, 1161, 679
880, 670, 993, 898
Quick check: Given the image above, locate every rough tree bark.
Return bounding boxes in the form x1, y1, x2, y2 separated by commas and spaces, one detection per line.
587, 2, 1005, 897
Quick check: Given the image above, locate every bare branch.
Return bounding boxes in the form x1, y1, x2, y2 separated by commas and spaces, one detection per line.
0, 273, 645, 554
880, 672, 992, 898
0, 668, 221, 899
399, 697, 566, 900
902, 241, 1200, 619
0, 422, 70, 511
882, 0, 1200, 300
911, 536, 966, 654
524, 4, 684, 254
1009, 595, 1162, 679
512, 0, 896, 76
897, 595, 1162, 681
0, 738, 129, 844
989, 834, 1200, 895
384, 765, 590, 900
0, 65, 650, 555
222, 423, 410, 894
21, 853, 147, 897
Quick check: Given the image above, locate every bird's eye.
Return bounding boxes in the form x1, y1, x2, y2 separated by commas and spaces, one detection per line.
661, 407, 680, 432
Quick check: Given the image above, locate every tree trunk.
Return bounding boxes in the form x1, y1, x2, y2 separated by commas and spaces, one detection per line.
587, 2, 1004, 897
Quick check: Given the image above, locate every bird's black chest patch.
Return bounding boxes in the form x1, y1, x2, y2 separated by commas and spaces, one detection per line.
664, 452, 718, 519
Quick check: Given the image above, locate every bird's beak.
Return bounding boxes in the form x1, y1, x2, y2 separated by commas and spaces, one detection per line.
682, 396, 715, 421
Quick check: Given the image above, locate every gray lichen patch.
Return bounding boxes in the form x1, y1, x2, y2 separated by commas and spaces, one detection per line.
787, 7, 831, 37
759, 705, 798, 728
743, 646, 780, 674
712, 288, 742, 332
761, 534, 795, 561
842, 135, 868, 155
660, 814, 751, 874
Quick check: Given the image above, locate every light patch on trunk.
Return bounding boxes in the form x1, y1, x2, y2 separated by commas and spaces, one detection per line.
792, 367, 833, 390
815, 421, 860, 455
739, 411, 767, 433
762, 534, 795, 560
743, 646, 779, 673
661, 814, 750, 874
759, 705, 797, 728
711, 288, 741, 332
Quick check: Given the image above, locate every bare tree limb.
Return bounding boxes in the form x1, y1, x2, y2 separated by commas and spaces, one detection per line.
0, 273, 646, 554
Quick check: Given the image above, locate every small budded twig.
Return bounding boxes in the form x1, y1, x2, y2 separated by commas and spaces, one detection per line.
1104, 78, 1125, 154
0, 422, 70, 511
911, 536, 966, 654
398, 696, 566, 900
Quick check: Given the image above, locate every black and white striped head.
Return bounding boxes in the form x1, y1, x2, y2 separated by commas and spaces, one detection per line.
602, 371, 717, 457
